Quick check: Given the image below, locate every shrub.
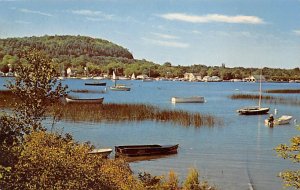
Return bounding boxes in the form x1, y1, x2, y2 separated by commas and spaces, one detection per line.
0, 131, 143, 190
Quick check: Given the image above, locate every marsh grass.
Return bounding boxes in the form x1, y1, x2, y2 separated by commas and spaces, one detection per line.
0, 90, 218, 127
264, 89, 300, 93
60, 103, 217, 127
230, 94, 300, 106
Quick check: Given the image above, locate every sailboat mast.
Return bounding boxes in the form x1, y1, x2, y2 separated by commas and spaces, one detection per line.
258, 70, 262, 109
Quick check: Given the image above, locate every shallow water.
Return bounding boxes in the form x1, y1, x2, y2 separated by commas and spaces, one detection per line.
1, 77, 299, 190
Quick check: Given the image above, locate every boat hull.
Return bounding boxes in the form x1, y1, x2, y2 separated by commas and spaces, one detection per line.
265, 115, 293, 125
110, 86, 131, 91
237, 107, 269, 115
88, 148, 112, 158
171, 96, 204, 103
84, 82, 106, 86
115, 144, 179, 157
65, 97, 104, 104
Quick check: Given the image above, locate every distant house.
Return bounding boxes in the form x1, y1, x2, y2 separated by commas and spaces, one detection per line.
202, 76, 222, 82
245, 75, 266, 82
184, 73, 202, 81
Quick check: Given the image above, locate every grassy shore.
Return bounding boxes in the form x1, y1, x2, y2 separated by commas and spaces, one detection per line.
0, 90, 219, 127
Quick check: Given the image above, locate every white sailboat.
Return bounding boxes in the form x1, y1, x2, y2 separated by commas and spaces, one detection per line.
131, 73, 136, 80
237, 72, 269, 115
110, 70, 131, 91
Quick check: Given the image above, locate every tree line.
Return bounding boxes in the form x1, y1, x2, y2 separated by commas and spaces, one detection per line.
0, 35, 299, 81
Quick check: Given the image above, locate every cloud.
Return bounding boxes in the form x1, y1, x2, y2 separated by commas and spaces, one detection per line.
160, 13, 264, 24
151, 32, 179, 39
142, 37, 189, 48
293, 30, 300, 36
19, 8, 53, 17
15, 20, 31, 24
70, 9, 113, 20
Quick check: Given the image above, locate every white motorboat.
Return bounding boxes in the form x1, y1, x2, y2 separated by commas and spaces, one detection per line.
265, 115, 293, 126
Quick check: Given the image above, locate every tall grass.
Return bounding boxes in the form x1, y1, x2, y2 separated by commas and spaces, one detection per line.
230, 93, 300, 106
60, 103, 218, 127
0, 90, 218, 127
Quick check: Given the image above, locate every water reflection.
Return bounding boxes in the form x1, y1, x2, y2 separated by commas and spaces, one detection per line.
119, 154, 178, 163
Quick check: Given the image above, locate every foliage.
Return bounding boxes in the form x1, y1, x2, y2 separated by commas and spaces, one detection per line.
276, 135, 300, 189
5, 49, 67, 132
0, 131, 143, 190
138, 172, 162, 189
1, 35, 300, 80
183, 168, 214, 190
138, 169, 215, 190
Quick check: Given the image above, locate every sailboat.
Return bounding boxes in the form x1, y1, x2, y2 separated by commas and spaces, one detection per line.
131, 73, 136, 80
237, 73, 269, 115
110, 71, 131, 91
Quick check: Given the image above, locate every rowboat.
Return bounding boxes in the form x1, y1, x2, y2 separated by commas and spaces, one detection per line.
171, 96, 205, 103
115, 144, 179, 157
265, 115, 293, 126
110, 85, 131, 91
237, 106, 269, 115
84, 82, 106, 86
88, 148, 112, 158
65, 97, 104, 104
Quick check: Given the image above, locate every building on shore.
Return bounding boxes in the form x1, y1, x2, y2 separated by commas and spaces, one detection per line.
183, 73, 202, 81
244, 75, 266, 82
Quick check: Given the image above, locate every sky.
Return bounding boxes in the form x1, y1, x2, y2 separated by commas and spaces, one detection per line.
0, 0, 299, 69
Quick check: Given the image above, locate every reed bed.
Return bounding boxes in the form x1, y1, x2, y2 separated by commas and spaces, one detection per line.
230, 94, 300, 106
264, 89, 300, 93
0, 91, 218, 127
61, 103, 218, 127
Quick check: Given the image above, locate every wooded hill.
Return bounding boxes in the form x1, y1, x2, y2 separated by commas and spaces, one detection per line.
0, 35, 299, 81
0, 35, 133, 59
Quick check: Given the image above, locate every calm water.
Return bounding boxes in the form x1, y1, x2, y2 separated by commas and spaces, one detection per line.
1, 77, 300, 190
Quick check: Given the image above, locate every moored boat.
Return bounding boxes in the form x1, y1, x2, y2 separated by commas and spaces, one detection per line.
110, 84, 131, 91
237, 72, 269, 115
237, 106, 269, 115
265, 115, 293, 126
65, 97, 104, 104
84, 82, 106, 86
171, 96, 205, 103
115, 144, 179, 157
88, 148, 112, 158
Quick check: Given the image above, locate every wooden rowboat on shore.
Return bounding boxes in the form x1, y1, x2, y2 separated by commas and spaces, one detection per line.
115, 144, 179, 157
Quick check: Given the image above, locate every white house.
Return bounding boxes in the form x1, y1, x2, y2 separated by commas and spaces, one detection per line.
244, 75, 266, 82
183, 73, 202, 81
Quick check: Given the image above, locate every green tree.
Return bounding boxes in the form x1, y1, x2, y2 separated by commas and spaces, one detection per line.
0, 49, 67, 168
5, 49, 67, 132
